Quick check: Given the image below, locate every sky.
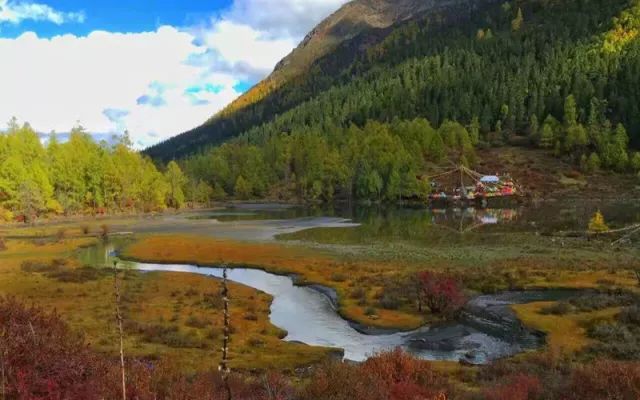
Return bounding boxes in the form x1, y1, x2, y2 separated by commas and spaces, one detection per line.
0, 0, 349, 148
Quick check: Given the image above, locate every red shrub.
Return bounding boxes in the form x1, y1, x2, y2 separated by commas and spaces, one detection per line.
121, 362, 273, 400
364, 349, 447, 400
483, 374, 542, 400
301, 349, 448, 400
0, 297, 281, 400
300, 359, 385, 400
417, 271, 467, 315
564, 359, 640, 400
0, 296, 111, 400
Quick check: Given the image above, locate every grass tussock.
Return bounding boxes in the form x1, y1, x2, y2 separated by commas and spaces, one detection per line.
1, 237, 333, 372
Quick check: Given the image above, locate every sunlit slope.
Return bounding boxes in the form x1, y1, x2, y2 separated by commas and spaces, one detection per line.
145, 0, 640, 161
145, 0, 491, 161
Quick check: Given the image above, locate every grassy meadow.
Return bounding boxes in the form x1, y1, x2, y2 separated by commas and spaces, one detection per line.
1, 207, 640, 380
0, 235, 335, 372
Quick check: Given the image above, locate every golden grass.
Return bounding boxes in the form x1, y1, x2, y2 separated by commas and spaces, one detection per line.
124, 234, 426, 330
0, 238, 334, 372
124, 234, 640, 331
525, 270, 639, 291
512, 302, 620, 353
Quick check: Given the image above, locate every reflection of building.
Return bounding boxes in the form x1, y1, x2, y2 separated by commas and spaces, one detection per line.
430, 208, 520, 232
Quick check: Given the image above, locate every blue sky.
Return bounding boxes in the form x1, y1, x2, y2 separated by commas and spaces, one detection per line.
0, 0, 232, 38
0, 0, 349, 147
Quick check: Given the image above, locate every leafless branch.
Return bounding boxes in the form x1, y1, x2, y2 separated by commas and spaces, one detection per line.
219, 265, 232, 400
113, 261, 127, 400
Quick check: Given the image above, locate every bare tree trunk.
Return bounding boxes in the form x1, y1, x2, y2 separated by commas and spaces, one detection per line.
219, 265, 232, 400
0, 330, 6, 400
113, 261, 127, 400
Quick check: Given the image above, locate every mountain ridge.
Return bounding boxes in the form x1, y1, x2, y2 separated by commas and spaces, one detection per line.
145, 0, 489, 161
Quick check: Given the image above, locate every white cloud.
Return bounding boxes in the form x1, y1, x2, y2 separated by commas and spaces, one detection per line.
0, 0, 351, 149
0, 0, 85, 25
0, 27, 240, 147
188, 0, 351, 81
224, 0, 350, 38
188, 20, 298, 82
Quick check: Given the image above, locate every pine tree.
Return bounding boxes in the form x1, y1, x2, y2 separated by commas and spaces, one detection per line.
587, 153, 601, 172
611, 124, 630, 171
564, 95, 578, 127
631, 152, 640, 173
469, 116, 481, 145
540, 122, 554, 149
529, 115, 540, 143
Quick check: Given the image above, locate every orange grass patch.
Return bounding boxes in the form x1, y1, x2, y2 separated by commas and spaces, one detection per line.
0, 238, 334, 372
512, 302, 620, 353
124, 235, 426, 330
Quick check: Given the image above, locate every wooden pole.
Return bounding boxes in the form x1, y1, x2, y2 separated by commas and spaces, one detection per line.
0, 330, 5, 400
113, 261, 127, 400
219, 265, 232, 400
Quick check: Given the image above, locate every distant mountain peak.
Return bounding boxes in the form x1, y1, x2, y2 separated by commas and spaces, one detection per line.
213, 0, 449, 121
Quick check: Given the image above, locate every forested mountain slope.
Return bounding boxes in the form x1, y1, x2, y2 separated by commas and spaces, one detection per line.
146, 0, 640, 203
145, 0, 501, 161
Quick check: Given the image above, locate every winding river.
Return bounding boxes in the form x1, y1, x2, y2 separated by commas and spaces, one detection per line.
79, 242, 575, 364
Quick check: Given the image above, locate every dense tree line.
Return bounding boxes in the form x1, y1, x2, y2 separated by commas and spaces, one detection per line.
0, 119, 187, 222
182, 108, 640, 202
176, 0, 640, 202
147, 0, 640, 163
182, 118, 477, 202
5, 0, 640, 214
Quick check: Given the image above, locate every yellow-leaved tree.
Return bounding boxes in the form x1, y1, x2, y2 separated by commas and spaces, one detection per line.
588, 210, 609, 233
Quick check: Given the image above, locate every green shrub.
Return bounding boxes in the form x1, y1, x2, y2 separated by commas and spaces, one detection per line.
202, 292, 222, 309
21, 261, 58, 273
620, 306, 640, 326
378, 296, 400, 310
243, 312, 258, 321
46, 267, 109, 283
126, 321, 206, 349
247, 336, 265, 347
331, 272, 346, 282
541, 302, 575, 315
185, 315, 208, 329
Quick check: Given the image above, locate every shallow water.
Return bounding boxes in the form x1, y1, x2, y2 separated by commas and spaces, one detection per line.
76, 201, 638, 363
79, 242, 576, 364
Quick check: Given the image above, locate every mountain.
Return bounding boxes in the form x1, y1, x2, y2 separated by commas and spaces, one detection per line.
145, 0, 499, 161
145, 0, 640, 203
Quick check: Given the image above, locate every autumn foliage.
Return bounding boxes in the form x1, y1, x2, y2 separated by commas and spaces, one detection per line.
564, 359, 640, 400
483, 374, 542, 400
0, 296, 110, 399
4, 297, 640, 399
417, 271, 467, 316
0, 296, 292, 400
300, 348, 448, 400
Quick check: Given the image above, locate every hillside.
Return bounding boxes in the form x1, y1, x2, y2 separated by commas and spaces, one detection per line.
146, 0, 640, 203
145, 0, 500, 161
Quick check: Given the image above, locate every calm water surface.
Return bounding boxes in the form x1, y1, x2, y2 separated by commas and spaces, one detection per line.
79, 240, 575, 364
77, 201, 639, 363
